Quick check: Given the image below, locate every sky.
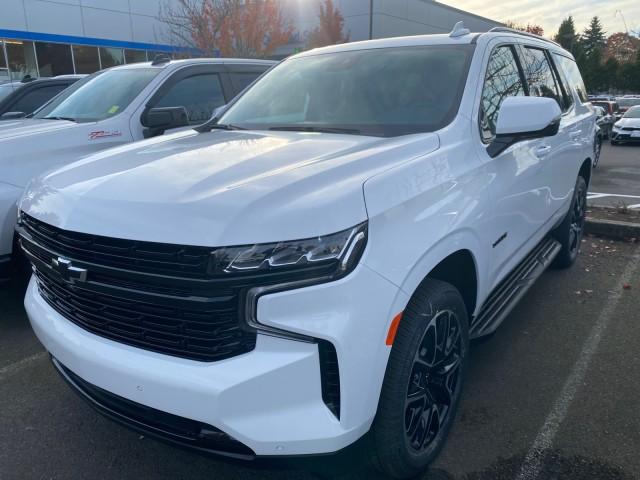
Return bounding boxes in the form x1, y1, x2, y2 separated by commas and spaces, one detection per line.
438, 0, 640, 38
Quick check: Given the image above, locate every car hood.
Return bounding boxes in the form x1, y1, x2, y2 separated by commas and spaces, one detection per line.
0, 118, 77, 138
21, 129, 440, 247
616, 118, 640, 128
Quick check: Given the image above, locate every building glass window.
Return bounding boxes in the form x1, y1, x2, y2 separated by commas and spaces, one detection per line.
99, 47, 124, 68
0, 41, 9, 83
73, 45, 100, 74
35, 42, 74, 76
5, 40, 38, 80
124, 49, 147, 64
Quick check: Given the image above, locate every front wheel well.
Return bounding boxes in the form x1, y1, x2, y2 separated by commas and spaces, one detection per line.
421, 250, 478, 317
580, 158, 592, 186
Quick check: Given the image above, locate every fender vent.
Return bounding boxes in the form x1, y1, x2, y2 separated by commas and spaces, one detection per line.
318, 340, 340, 419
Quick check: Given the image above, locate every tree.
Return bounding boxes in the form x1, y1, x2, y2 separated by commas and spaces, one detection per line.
581, 16, 606, 58
159, 0, 293, 58
307, 0, 350, 49
503, 20, 544, 36
159, 0, 236, 57
604, 32, 640, 63
218, 0, 293, 58
554, 16, 579, 54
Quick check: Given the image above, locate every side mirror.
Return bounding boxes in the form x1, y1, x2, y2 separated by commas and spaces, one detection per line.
1, 111, 26, 120
141, 106, 189, 138
488, 97, 562, 158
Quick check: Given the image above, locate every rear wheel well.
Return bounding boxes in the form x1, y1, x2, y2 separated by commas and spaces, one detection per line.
423, 250, 477, 316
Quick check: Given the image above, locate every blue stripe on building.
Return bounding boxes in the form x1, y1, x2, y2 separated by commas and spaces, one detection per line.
0, 28, 200, 55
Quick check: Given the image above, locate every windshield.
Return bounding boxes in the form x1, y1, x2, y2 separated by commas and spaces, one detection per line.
220, 45, 474, 137
34, 68, 160, 122
623, 106, 640, 119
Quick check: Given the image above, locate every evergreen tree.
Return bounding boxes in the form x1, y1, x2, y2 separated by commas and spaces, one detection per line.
581, 16, 606, 57
554, 16, 579, 54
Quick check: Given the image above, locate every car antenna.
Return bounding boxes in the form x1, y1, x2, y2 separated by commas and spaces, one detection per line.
449, 21, 471, 38
151, 54, 171, 66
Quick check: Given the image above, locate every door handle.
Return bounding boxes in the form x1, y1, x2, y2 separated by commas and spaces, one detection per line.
535, 145, 551, 158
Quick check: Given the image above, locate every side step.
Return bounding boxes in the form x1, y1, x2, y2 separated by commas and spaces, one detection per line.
470, 237, 561, 338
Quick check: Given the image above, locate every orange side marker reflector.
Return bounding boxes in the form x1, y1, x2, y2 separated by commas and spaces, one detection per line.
385, 312, 403, 346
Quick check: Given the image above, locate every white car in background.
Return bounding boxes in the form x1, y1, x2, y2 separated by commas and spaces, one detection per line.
0, 57, 274, 281
611, 105, 640, 145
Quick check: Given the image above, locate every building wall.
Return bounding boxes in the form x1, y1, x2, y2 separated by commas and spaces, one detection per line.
0, 0, 500, 80
0, 0, 170, 45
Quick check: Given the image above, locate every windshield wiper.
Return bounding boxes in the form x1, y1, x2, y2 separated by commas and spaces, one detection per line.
268, 126, 362, 135
201, 123, 246, 132
42, 116, 77, 122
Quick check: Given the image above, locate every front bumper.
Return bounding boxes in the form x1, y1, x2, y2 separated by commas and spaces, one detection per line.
611, 130, 640, 142
25, 263, 407, 456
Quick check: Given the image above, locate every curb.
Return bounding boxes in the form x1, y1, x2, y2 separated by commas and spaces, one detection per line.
585, 217, 640, 241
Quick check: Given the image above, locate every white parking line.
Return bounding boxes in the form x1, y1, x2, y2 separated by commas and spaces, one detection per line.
0, 352, 47, 382
588, 192, 640, 199
516, 249, 640, 480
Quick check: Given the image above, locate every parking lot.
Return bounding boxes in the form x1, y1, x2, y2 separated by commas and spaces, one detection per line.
2, 145, 640, 480
589, 143, 640, 210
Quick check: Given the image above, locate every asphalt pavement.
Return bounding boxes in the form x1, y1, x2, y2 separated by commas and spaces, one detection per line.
589, 142, 640, 209
1, 238, 639, 480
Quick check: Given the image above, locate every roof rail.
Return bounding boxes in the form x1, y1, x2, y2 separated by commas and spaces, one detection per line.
488, 27, 562, 48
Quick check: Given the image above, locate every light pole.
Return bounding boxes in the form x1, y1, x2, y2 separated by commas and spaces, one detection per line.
369, 0, 374, 39
615, 9, 629, 34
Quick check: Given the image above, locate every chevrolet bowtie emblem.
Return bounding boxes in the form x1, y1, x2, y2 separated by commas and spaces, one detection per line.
52, 257, 88, 283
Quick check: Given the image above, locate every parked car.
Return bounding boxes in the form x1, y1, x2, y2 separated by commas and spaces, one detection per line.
17, 26, 595, 478
593, 104, 613, 140
611, 105, 640, 145
0, 75, 84, 120
0, 57, 274, 281
592, 100, 622, 121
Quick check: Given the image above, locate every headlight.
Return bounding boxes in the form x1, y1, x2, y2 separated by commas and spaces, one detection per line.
212, 222, 367, 278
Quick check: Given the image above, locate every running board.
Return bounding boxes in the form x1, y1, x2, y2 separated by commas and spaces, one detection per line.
470, 237, 561, 338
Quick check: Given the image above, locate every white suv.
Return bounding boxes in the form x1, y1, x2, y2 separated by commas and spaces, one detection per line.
18, 26, 595, 478
0, 58, 274, 281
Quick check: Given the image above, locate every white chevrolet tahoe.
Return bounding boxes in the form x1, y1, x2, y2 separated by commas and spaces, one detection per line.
0, 58, 274, 280
18, 26, 595, 478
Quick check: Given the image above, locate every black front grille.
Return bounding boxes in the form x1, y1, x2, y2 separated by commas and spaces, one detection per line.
53, 358, 255, 458
18, 214, 334, 362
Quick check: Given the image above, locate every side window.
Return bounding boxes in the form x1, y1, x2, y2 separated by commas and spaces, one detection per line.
520, 47, 563, 107
552, 53, 588, 103
153, 73, 226, 125
11, 84, 67, 114
480, 45, 525, 142
230, 72, 262, 93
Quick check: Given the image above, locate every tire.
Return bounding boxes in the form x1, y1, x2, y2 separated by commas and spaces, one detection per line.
369, 279, 469, 479
552, 175, 587, 269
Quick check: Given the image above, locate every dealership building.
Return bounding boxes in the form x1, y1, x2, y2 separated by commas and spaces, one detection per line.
0, 0, 500, 82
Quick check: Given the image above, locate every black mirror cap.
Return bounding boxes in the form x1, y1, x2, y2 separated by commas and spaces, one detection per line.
0, 111, 27, 120
487, 118, 560, 158
141, 106, 189, 130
